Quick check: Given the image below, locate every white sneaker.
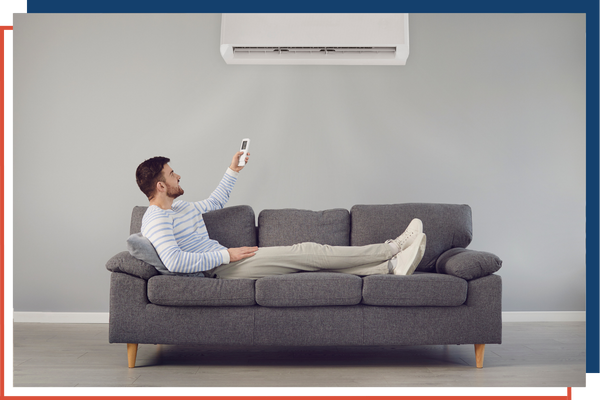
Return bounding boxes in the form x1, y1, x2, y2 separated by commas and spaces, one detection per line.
386, 218, 423, 253
391, 233, 426, 276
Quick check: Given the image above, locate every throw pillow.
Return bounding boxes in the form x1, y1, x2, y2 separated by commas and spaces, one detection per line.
126, 233, 171, 273
126, 233, 205, 277
436, 248, 502, 280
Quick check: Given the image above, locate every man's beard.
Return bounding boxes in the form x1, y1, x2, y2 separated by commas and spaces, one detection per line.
166, 183, 184, 199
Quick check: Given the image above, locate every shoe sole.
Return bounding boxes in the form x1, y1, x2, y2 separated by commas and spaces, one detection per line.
405, 233, 426, 276
393, 233, 427, 276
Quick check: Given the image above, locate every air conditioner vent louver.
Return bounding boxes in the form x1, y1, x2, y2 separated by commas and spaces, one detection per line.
233, 47, 397, 53
231, 46, 398, 61
221, 14, 409, 65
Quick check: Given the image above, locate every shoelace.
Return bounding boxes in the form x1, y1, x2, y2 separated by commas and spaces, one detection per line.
386, 230, 415, 250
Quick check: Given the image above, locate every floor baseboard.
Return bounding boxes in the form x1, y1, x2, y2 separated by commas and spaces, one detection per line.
13, 312, 110, 324
12, 311, 586, 324
501, 311, 586, 322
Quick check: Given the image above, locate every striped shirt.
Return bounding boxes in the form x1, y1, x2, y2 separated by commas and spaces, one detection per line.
141, 169, 238, 274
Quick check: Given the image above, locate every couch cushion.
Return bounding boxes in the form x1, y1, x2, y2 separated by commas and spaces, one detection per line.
350, 203, 472, 272
362, 272, 468, 306
130, 206, 148, 235
255, 272, 362, 307
129, 205, 257, 248
147, 275, 256, 306
258, 208, 350, 247
203, 205, 257, 248
436, 248, 502, 280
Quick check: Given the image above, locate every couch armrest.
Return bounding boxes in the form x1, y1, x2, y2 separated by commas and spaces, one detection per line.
436, 248, 502, 281
106, 251, 159, 280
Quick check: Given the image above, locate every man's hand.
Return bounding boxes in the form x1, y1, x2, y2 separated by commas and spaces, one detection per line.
229, 151, 250, 173
227, 246, 258, 262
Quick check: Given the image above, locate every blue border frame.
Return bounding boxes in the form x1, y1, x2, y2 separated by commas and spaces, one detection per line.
19, 0, 599, 13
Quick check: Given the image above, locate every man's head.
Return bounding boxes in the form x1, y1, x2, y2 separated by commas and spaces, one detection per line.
136, 156, 184, 200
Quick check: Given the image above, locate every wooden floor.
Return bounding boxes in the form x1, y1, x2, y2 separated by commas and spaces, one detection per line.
13, 322, 585, 387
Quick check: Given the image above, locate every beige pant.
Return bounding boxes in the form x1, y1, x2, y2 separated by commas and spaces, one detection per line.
204, 242, 395, 279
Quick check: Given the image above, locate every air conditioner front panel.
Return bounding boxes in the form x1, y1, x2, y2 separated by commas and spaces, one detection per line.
220, 14, 409, 65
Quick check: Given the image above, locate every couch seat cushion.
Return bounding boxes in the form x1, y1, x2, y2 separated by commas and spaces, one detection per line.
362, 272, 468, 306
255, 272, 362, 307
147, 275, 256, 306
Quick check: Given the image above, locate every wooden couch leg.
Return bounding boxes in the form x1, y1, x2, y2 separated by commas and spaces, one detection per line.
474, 344, 485, 368
127, 343, 138, 368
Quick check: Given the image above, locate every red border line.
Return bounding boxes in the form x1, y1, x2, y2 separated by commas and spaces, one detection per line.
0, 24, 13, 396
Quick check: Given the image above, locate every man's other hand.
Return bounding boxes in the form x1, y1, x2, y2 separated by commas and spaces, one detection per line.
229, 151, 250, 173
227, 246, 258, 262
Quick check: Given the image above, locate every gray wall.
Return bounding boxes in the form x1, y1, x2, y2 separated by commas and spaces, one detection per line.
13, 13, 586, 313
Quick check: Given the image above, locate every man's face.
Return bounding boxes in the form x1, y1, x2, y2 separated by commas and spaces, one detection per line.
161, 164, 184, 199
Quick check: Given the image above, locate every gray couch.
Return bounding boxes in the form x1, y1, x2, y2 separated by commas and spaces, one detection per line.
106, 203, 502, 369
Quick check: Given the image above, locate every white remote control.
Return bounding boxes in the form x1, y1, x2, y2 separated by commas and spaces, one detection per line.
238, 138, 250, 167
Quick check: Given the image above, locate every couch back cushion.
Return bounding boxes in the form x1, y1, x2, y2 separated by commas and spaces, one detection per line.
202, 205, 258, 248
129, 205, 257, 248
350, 203, 472, 272
130, 206, 147, 234
258, 208, 350, 247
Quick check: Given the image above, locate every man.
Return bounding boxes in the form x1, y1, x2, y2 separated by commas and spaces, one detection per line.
135, 152, 426, 279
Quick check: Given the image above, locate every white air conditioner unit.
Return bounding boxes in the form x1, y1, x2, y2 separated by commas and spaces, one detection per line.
220, 13, 409, 66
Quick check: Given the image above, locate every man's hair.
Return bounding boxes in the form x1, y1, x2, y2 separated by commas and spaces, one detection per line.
136, 156, 170, 200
